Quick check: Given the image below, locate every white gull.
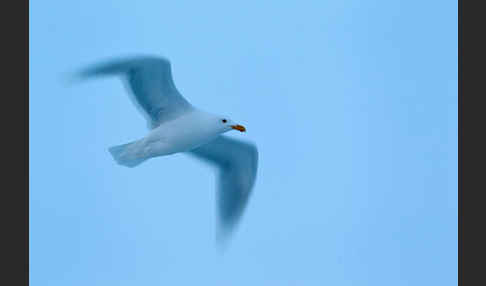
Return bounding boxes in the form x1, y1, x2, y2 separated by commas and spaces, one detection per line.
76, 56, 258, 241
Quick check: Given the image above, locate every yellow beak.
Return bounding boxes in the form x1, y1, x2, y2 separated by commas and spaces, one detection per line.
231, 124, 246, 132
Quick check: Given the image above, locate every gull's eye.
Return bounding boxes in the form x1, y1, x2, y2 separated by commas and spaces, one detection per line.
222, 119, 227, 123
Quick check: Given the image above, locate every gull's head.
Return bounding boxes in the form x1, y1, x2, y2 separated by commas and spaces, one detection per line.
218, 117, 246, 133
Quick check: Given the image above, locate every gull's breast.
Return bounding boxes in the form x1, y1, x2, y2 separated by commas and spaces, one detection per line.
146, 112, 220, 155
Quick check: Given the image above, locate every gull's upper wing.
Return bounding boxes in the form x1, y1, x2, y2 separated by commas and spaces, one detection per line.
188, 135, 258, 241
77, 56, 193, 127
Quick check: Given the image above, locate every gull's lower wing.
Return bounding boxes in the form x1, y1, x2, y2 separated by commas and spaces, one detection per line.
188, 135, 258, 240
76, 56, 193, 127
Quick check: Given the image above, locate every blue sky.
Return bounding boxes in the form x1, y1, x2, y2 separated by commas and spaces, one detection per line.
30, 0, 457, 285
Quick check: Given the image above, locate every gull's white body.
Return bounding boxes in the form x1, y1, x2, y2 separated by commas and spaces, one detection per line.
145, 110, 225, 155
114, 109, 235, 163
76, 55, 258, 243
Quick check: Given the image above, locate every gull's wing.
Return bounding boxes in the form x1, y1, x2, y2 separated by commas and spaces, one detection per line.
77, 56, 193, 127
189, 135, 258, 241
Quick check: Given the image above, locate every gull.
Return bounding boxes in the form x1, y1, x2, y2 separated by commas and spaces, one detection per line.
76, 56, 258, 242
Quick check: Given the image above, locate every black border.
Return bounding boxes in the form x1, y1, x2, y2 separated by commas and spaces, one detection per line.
459, 0, 485, 285
1, 0, 28, 285
458, 1, 461, 284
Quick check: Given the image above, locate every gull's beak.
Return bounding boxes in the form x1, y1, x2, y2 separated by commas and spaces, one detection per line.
231, 124, 246, 132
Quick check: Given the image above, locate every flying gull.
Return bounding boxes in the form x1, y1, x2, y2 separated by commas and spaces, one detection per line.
75, 56, 258, 242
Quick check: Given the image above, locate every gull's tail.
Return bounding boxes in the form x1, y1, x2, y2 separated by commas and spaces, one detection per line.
108, 141, 148, 168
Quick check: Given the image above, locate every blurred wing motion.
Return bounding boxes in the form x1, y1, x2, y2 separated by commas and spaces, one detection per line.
77, 56, 193, 127
189, 135, 258, 241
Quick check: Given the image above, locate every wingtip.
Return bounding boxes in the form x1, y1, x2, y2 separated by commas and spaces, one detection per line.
215, 225, 233, 252
59, 71, 84, 87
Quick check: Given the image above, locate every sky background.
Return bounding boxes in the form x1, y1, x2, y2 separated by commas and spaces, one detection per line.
29, 0, 457, 285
